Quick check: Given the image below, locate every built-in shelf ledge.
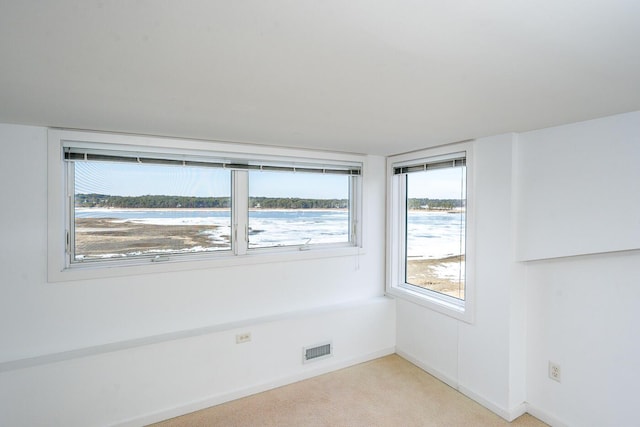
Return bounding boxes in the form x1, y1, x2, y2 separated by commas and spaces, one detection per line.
0, 296, 393, 373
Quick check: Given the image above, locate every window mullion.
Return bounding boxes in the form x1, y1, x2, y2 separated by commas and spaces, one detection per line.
349, 176, 358, 246
398, 175, 408, 285
66, 161, 75, 265
233, 170, 249, 255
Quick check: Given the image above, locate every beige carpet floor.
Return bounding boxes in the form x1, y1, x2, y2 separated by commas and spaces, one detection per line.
151, 354, 547, 427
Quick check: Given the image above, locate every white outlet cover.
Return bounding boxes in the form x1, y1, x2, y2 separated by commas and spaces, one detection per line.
548, 361, 561, 382
236, 333, 251, 344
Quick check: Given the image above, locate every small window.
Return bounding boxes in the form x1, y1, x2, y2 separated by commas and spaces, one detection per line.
405, 164, 466, 299
248, 170, 351, 249
387, 142, 474, 322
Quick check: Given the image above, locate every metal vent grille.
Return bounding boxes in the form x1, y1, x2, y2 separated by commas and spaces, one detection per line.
303, 342, 332, 363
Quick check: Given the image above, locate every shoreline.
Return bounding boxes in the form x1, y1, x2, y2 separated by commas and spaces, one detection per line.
406, 255, 465, 299
407, 208, 465, 213
74, 217, 230, 257
76, 207, 348, 213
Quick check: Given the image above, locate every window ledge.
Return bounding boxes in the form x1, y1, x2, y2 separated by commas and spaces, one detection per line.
386, 284, 473, 324
48, 245, 365, 282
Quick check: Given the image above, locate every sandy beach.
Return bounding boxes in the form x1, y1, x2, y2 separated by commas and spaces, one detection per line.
406, 255, 465, 299
74, 217, 230, 257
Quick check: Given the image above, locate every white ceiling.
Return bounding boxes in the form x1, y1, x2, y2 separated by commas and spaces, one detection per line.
1, 1, 639, 155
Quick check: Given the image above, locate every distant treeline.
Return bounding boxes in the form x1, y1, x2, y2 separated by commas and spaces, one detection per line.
249, 197, 347, 209
76, 193, 231, 208
76, 193, 463, 210
407, 198, 465, 210
75, 193, 347, 209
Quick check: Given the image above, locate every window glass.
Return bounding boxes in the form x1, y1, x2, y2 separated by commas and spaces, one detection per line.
248, 170, 350, 248
405, 166, 466, 299
73, 161, 231, 262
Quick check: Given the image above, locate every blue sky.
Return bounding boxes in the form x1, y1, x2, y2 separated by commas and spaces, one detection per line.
74, 162, 349, 199
407, 167, 466, 199
249, 170, 348, 199
75, 161, 464, 200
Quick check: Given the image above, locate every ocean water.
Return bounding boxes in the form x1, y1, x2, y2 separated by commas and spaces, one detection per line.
406, 211, 466, 260
406, 210, 466, 291
75, 208, 464, 255
248, 210, 348, 247
75, 208, 350, 248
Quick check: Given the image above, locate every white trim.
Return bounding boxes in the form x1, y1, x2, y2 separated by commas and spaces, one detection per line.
391, 150, 466, 170
396, 350, 529, 423
526, 403, 569, 427
386, 140, 475, 323
232, 170, 249, 255
47, 128, 366, 282
53, 128, 365, 165
507, 402, 529, 423
457, 385, 524, 422
49, 245, 365, 283
395, 349, 458, 390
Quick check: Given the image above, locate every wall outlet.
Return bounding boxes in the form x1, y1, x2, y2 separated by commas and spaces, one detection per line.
236, 332, 251, 344
548, 361, 561, 382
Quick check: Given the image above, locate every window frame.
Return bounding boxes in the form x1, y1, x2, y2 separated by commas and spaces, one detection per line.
386, 141, 475, 323
48, 129, 364, 282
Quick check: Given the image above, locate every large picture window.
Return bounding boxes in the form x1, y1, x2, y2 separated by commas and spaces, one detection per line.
387, 142, 474, 322
48, 130, 363, 281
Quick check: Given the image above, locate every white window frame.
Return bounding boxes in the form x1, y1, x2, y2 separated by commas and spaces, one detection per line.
48, 129, 364, 282
386, 141, 475, 323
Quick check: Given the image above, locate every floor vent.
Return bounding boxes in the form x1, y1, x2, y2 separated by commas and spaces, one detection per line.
303, 342, 332, 363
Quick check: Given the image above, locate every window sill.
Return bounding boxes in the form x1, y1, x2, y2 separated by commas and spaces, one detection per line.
386, 283, 474, 324
48, 245, 365, 282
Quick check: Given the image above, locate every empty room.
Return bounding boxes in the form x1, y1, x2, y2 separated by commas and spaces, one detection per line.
1, 2, 639, 426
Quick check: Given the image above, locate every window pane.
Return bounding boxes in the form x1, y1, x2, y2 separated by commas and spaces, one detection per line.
248, 171, 350, 248
405, 166, 466, 299
73, 161, 231, 261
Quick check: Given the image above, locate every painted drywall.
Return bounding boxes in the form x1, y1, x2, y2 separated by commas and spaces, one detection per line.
518, 114, 640, 426
525, 251, 640, 427
0, 298, 395, 427
395, 133, 527, 420
517, 111, 640, 261
0, 123, 394, 426
458, 133, 526, 415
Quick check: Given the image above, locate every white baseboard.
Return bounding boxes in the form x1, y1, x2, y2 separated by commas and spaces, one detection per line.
526, 403, 568, 427
116, 346, 396, 427
457, 385, 526, 422
396, 349, 529, 423
507, 402, 529, 422
395, 349, 459, 390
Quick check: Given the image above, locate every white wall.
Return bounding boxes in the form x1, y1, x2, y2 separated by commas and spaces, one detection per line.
517, 111, 640, 260
0, 124, 395, 426
525, 251, 640, 427
520, 113, 640, 427
396, 133, 527, 420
